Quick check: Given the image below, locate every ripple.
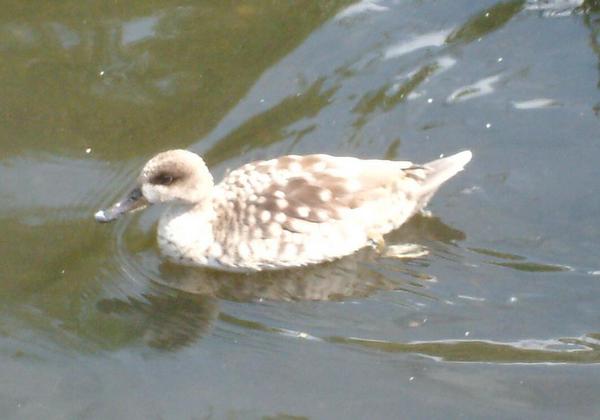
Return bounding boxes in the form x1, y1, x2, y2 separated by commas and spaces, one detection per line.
88, 198, 473, 352
90, 211, 464, 351
328, 334, 600, 364
384, 29, 452, 60
0, 154, 134, 222
335, 0, 389, 21
447, 74, 502, 103
469, 247, 525, 260
491, 261, 570, 272
469, 247, 571, 272
525, 0, 584, 17
217, 312, 600, 364
512, 98, 561, 109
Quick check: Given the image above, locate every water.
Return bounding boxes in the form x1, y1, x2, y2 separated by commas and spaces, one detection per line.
1, 1, 599, 418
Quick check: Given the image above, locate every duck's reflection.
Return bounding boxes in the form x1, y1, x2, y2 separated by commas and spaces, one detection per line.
96, 292, 217, 351
158, 249, 391, 301
97, 214, 465, 351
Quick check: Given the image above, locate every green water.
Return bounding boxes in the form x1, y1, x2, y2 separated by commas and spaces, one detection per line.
1, 1, 599, 418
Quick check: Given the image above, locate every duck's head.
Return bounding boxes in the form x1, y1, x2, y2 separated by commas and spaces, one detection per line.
94, 149, 213, 223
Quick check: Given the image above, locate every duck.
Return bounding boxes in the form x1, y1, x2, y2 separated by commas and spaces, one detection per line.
95, 149, 472, 272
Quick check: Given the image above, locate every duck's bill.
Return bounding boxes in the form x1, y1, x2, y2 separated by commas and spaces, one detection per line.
94, 187, 149, 223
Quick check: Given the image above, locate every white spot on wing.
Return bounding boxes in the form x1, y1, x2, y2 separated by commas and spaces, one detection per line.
281, 243, 296, 260
276, 198, 288, 209
315, 210, 329, 221
238, 243, 250, 259
268, 223, 282, 236
274, 212, 286, 223
273, 176, 288, 187
296, 206, 310, 218
260, 210, 271, 223
319, 189, 332, 202
209, 243, 223, 258
312, 161, 327, 172
346, 179, 362, 192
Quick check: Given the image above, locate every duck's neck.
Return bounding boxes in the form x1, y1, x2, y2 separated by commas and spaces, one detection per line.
157, 201, 215, 264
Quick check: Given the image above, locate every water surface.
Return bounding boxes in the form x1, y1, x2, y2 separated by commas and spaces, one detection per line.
1, 1, 599, 418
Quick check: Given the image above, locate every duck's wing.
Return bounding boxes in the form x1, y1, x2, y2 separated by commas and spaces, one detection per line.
213, 152, 470, 269
218, 151, 471, 235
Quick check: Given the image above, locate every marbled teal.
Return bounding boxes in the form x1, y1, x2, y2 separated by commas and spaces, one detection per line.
95, 150, 472, 272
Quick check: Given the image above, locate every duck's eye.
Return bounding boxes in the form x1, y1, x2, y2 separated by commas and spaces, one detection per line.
152, 173, 175, 185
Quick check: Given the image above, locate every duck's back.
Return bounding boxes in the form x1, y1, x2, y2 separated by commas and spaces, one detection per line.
205, 151, 471, 271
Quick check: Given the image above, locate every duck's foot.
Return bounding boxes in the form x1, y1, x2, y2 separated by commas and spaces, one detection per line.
367, 230, 386, 253
368, 231, 429, 259
380, 243, 429, 259
419, 209, 433, 218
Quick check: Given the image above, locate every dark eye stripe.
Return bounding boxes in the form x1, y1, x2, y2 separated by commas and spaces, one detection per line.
152, 173, 175, 185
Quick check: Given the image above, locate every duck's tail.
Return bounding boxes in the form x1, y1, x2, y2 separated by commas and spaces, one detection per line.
423, 150, 472, 190
412, 150, 472, 209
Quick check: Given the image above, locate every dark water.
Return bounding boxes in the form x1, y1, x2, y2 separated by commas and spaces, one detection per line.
1, 1, 599, 418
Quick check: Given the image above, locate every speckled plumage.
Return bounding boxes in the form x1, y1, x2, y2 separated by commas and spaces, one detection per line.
96, 149, 472, 272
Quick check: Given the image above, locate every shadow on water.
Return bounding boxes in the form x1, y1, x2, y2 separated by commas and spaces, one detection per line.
2, 187, 593, 360
202, 78, 339, 166
83, 213, 597, 364
0, 1, 351, 159
96, 292, 217, 352
92, 213, 454, 351
581, 0, 600, 115
345, 0, 526, 137
446, 0, 525, 45
0, 212, 456, 353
